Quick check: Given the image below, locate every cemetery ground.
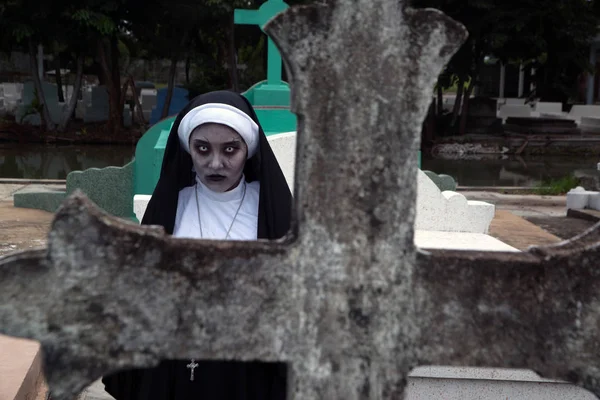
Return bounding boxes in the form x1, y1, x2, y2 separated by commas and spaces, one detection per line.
3, 183, 599, 256
1, 182, 598, 256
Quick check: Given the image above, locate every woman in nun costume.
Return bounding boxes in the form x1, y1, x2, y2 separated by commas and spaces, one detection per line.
102, 90, 291, 400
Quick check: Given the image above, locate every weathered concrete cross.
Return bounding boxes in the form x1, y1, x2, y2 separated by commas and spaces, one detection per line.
2, 1, 600, 399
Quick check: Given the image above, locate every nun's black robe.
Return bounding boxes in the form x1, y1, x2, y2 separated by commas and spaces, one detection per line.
102, 91, 292, 400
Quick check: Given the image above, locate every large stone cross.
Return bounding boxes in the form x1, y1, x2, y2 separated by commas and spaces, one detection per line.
2, 1, 600, 399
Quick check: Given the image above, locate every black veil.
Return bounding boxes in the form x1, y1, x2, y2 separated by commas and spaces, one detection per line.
141, 90, 292, 239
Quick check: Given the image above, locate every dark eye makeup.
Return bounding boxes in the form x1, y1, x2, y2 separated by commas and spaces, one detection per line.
192, 140, 242, 154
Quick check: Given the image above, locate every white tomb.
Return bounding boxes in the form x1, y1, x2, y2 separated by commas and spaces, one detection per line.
566, 187, 600, 211
414, 231, 518, 252
406, 367, 596, 400
568, 105, 600, 125
534, 101, 562, 114
580, 116, 600, 134
415, 169, 495, 234
504, 98, 526, 106
498, 104, 531, 120
534, 102, 568, 119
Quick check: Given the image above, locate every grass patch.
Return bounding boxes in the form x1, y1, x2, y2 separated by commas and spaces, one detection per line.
442, 77, 472, 94
534, 176, 580, 196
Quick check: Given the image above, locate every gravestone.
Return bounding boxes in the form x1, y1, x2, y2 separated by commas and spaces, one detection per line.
134, 81, 156, 98
139, 88, 157, 122
1, 83, 23, 114
15, 81, 62, 125
79, 86, 131, 125
83, 86, 109, 123
2, 2, 600, 400
0, 84, 4, 116
75, 87, 92, 120
149, 87, 189, 125
465, 96, 502, 134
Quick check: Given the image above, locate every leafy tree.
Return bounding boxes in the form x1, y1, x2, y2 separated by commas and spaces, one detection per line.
1, 0, 59, 130
0, 0, 88, 131
412, 0, 600, 134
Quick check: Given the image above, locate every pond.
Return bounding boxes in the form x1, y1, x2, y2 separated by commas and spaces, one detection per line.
0, 144, 597, 187
0, 144, 135, 180
421, 153, 599, 187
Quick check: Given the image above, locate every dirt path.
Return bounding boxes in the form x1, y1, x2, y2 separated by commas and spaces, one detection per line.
0, 201, 53, 256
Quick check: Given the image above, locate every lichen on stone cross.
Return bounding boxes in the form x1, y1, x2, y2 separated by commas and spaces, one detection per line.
1, 1, 600, 399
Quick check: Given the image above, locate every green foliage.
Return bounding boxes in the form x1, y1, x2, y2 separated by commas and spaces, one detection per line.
535, 176, 580, 196
413, 0, 600, 102
442, 76, 471, 93
11, 24, 34, 42
185, 62, 230, 98
238, 36, 266, 89
70, 9, 117, 35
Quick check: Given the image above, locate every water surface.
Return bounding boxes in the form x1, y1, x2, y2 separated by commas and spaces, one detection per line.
0, 144, 135, 180
0, 144, 596, 187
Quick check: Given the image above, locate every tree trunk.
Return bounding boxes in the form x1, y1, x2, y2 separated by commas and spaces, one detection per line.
59, 55, 84, 132
185, 55, 191, 85
422, 100, 436, 145
96, 60, 107, 86
122, 76, 145, 125
55, 56, 65, 103
98, 36, 123, 135
28, 38, 55, 131
162, 56, 178, 119
436, 83, 443, 117
459, 79, 475, 135
228, 14, 239, 92
161, 30, 189, 120
451, 76, 465, 127
110, 35, 123, 132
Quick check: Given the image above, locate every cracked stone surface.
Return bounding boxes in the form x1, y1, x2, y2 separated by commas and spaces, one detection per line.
1, 1, 600, 399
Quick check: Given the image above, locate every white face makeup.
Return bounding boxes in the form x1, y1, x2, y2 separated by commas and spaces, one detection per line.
189, 123, 248, 192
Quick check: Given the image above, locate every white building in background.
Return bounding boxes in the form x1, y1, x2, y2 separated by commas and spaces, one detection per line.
586, 32, 600, 105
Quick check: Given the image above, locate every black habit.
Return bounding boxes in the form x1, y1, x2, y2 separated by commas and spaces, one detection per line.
102, 90, 292, 400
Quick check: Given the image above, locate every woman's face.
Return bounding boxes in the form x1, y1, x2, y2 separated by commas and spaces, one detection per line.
189, 123, 248, 192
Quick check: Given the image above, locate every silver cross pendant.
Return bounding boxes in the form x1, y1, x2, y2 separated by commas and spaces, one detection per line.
186, 359, 199, 382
